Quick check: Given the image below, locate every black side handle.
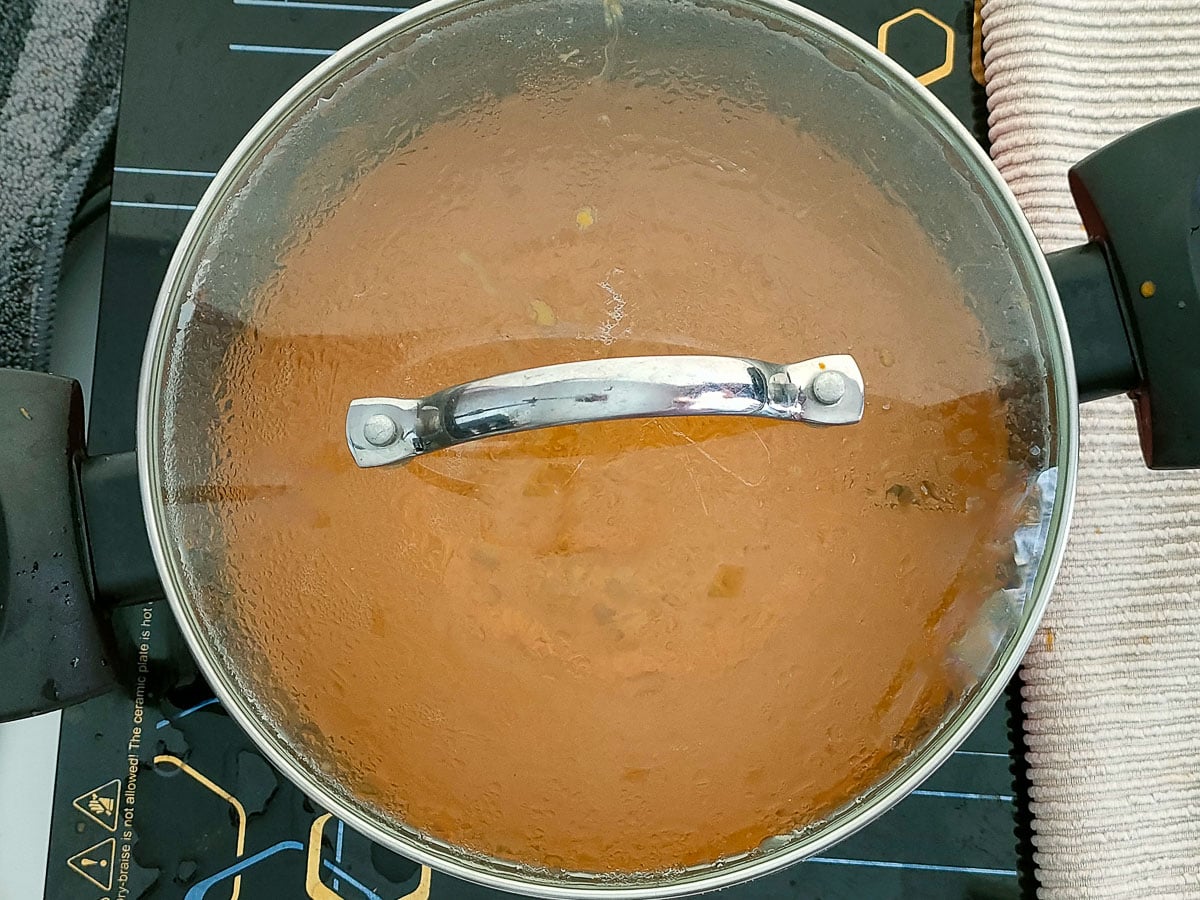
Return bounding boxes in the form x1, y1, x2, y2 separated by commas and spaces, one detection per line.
0, 369, 115, 720
1047, 242, 1139, 403
80, 451, 161, 607
1054, 105, 1200, 468
0, 368, 164, 721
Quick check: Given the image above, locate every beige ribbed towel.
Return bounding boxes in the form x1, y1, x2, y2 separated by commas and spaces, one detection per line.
980, 1, 1200, 896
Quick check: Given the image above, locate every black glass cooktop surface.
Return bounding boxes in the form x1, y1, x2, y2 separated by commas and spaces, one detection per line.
48, 1, 1033, 897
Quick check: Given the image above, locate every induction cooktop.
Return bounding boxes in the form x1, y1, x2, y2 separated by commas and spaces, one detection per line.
45, 2, 1034, 897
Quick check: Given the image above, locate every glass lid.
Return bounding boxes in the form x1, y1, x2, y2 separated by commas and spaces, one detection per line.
141, 0, 1072, 891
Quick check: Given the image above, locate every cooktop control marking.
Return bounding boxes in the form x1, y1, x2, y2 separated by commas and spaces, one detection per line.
71, 779, 121, 832
66, 838, 116, 892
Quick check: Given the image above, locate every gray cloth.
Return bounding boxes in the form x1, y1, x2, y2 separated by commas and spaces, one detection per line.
0, 0, 125, 371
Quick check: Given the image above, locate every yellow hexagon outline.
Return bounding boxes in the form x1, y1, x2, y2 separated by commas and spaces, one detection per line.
153, 755, 248, 900
877, 8, 955, 87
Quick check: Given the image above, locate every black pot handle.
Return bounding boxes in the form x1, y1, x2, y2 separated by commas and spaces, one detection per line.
1050, 104, 1200, 469
0, 368, 160, 721
80, 451, 162, 608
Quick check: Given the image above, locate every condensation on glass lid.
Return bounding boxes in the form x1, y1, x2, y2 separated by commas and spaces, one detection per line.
154, 42, 1055, 878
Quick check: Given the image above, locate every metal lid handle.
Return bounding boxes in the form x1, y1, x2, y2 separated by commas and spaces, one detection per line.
346, 354, 864, 467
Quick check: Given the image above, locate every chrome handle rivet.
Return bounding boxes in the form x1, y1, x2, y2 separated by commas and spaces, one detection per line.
811, 370, 847, 406
363, 413, 400, 447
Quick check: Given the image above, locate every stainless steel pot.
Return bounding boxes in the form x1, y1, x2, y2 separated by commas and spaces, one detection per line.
138, 0, 1076, 894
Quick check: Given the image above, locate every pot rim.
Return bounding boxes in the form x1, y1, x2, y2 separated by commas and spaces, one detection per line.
136, 0, 1080, 896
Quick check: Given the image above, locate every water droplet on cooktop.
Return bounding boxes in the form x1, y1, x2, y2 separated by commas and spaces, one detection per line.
175, 859, 197, 884
235, 750, 278, 815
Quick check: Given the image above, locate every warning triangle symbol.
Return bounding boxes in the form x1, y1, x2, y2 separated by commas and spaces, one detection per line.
67, 837, 116, 891
72, 779, 120, 832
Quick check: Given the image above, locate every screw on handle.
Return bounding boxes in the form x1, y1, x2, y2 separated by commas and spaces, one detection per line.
345, 354, 865, 468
